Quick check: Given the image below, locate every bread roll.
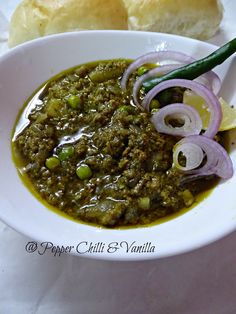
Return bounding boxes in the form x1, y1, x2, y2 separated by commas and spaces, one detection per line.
9, 0, 223, 48
123, 0, 223, 40
8, 0, 128, 47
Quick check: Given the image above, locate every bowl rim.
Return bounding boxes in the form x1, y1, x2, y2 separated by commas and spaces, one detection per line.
0, 30, 236, 261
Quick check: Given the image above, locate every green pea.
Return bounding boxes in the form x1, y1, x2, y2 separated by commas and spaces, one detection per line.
67, 95, 81, 109
76, 164, 92, 180
150, 99, 161, 110
45, 156, 60, 170
58, 146, 74, 161
137, 66, 149, 76
138, 197, 150, 210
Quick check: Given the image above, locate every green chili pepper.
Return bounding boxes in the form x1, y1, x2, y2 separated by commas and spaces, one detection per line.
143, 37, 236, 92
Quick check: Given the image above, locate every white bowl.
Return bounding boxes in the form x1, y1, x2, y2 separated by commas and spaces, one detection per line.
0, 31, 236, 261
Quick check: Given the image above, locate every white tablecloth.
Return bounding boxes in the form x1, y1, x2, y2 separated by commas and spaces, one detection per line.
0, 1, 236, 313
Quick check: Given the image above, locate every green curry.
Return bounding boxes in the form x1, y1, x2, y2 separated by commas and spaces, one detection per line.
12, 59, 217, 227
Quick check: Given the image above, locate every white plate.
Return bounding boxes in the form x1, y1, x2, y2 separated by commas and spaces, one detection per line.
0, 30, 236, 261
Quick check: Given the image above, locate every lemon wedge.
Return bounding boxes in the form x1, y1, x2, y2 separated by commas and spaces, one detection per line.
183, 91, 236, 131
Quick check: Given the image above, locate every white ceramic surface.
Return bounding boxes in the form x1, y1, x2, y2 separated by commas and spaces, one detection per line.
0, 30, 236, 261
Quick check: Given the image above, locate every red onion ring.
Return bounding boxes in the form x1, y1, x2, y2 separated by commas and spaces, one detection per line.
173, 142, 204, 171
142, 79, 222, 139
151, 103, 202, 137
173, 135, 233, 180
198, 71, 221, 95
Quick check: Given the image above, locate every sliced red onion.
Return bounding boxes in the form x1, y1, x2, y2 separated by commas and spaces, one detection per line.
120, 51, 195, 90
151, 103, 202, 137
198, 71, 221, 95
142, 79, 222, 139
173, 142, 204, 171
173, 135, 233, 180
